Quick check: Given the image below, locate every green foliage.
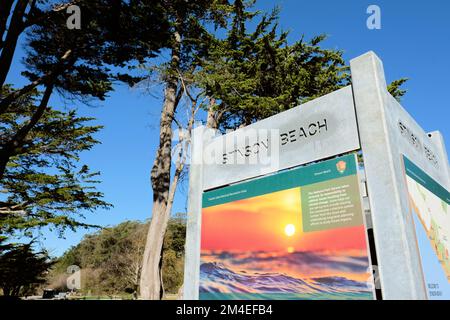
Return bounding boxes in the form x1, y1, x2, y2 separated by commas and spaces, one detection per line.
161, 249, 184, 295
0, 238, 53, 297
0, 0, 172, 187
198, 1, 349, 130
387, 78, 408, 102
50, 218, 186, 297
22, 1, 170, 99
0, 86, 111, 237
198, 1, 407, 130
164, 219, 187, 254
162, 218, 186, 294
0, 2, 172, 182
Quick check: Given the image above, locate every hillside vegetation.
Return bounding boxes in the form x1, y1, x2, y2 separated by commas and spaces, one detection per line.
47, 218, 186, 298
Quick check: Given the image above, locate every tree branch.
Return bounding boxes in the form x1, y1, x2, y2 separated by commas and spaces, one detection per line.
0, 49, 72, 116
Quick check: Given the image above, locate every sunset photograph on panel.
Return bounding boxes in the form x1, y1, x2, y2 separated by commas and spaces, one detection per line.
199, 154, 374, 300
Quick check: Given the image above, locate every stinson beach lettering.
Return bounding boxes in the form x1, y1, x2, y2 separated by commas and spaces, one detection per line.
222, 118, 328, 165
280, 119, 328, 145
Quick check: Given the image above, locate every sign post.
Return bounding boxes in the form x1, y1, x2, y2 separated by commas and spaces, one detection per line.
184, 51, 450, 300
350, 52, 450, 299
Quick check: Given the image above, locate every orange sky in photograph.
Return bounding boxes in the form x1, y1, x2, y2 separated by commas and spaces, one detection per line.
201, 187, 368, 253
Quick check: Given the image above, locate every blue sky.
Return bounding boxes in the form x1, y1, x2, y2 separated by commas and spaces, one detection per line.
6, 0, 450, 256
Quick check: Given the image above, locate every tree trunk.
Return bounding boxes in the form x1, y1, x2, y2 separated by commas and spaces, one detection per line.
139, 100, 188, 299
140, 88, 176, 300
206, 98, 226, 130
0, 1, 15, 47
140, 30, 181, 300
206, 98, 218, 129
0, 0, 28, 88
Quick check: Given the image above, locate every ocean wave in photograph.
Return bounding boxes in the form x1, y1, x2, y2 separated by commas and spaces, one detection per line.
199, 250, 374, 300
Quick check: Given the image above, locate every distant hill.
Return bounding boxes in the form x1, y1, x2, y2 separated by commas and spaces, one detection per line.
47, 218, 186, 298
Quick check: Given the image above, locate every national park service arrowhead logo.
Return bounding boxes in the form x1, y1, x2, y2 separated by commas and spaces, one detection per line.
336, 160, 347, 174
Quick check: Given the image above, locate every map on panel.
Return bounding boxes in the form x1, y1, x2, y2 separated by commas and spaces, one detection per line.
403, 156, 450, 299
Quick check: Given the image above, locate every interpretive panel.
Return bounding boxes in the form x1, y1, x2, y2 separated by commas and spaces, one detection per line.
199, 153, 374, 300
403, 155, 450, 299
